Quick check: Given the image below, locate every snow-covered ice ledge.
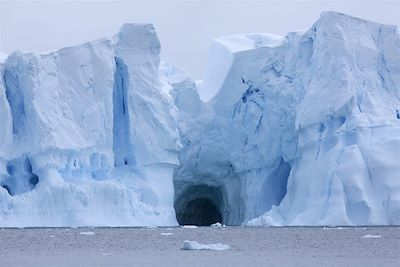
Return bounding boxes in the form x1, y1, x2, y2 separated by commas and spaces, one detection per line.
0, 12, 399, 227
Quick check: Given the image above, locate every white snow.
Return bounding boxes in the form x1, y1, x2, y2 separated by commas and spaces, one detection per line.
181, 240, 230, 251
215, 33, 285, 53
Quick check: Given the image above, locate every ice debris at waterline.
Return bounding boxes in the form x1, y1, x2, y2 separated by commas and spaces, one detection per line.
79, 231, 96, 236
181, 240, 231, 251
0, 12, 399, 227
362, 234, 382, 239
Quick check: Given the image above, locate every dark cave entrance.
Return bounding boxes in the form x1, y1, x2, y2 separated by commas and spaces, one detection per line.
179, 198, 222, 226
174, 184, 224, 226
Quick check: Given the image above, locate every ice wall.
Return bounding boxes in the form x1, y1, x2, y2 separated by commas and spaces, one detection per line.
0, 24, 179, 227
0, 12, 399, 227
175, 12, 400, 226
0, 65, 12, 156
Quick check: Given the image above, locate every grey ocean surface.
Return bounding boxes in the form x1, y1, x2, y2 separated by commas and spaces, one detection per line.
0, 227, 399, 267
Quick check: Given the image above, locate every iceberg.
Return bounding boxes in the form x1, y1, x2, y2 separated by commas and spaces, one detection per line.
0, 24, 179, 227
0, 12, 399, 227
174, 11, 400, 226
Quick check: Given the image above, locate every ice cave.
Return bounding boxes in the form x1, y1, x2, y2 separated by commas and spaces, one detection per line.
174, 184, 223, 226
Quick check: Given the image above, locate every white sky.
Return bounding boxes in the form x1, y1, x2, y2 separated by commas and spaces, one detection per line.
1, 0, 399, 79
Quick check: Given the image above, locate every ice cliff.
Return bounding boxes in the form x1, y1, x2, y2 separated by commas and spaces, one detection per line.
0, 24, 179, 226
0, 12, 399, 227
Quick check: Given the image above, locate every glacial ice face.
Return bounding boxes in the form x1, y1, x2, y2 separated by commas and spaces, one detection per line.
114, 24, 180, 168
0, 12, 399, 227
0, 65, 12, 157
248, 12, 400, 226
0, 24, 179, 227
4, 42, 115, 154
174, 12, 400, 226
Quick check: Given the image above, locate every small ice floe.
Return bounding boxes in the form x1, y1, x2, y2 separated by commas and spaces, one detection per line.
79, 231, 96, 236
211, 222, 224, 227
355, 227, 367, 231
49, 235, 56, 238
139, 226, 157, 231
161, 232, 173, 236
102, 253, 114, 256
362, 234, 381, 239
323, 226, 344, 230
181, 240, 230, 251
182, 225, 198, 229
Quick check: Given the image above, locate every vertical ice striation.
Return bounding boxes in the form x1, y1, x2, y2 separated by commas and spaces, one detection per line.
113, 24, 180, 168
113, 57, 133, 167
112, 23, 181, 223
0, 64, 13, 191
0, 64, 12, 154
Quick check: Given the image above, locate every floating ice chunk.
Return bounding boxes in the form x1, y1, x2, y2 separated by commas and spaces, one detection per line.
182, 225, 198, 229
102, 253, 114, 256
161, 232, 173, 236
79, 231, 96, 236
362, 234, 382, 238
181, 240, 230, 251
145, 226, 158, 229
211, 222, 224, 227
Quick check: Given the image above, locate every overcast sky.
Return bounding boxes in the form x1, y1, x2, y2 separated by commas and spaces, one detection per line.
1, 0, 399, 78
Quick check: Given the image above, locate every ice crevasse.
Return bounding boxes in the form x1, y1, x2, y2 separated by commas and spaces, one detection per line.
1, 11, 399, 227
